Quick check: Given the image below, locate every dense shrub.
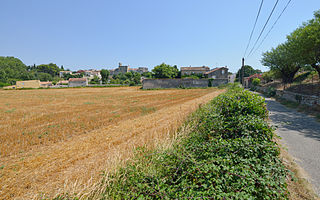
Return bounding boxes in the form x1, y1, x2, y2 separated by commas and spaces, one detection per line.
101, 87, 288, 199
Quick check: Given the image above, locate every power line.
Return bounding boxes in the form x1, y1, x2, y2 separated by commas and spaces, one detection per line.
243, 0, 264, 58
251, 0, 292, 56
246, 0, 280, 58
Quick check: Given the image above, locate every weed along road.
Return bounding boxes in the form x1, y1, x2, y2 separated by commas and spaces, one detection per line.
265, 97, 320, 196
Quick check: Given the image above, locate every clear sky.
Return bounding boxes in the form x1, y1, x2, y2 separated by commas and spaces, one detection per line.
1, 0, 319, 72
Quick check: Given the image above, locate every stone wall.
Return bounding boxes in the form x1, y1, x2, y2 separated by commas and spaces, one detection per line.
257, 86, 320, 106
280, 90, 320, 106
142, 79, 228, 89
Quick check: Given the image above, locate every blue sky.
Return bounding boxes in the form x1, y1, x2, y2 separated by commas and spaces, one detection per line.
1, 0, 319, 73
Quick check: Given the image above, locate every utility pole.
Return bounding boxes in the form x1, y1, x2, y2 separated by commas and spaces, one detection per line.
242, 58, 245, 86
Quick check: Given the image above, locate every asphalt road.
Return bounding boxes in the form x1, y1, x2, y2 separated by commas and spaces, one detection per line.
265, 97, 320, 196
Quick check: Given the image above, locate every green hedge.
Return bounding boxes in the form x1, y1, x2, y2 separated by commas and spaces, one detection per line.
99, 87, 288, 199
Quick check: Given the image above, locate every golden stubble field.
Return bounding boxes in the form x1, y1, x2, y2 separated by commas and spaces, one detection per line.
0, 87, 223, 199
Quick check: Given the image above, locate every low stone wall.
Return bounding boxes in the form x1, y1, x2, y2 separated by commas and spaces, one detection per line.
142, 79, 228, 89
257, 86, 320, 106
281, 90, 320, 106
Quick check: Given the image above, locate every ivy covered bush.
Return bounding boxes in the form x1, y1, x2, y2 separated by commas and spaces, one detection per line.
101, 87, 288, 199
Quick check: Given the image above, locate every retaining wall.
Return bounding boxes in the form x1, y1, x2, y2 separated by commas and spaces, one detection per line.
257, 86, 320, 106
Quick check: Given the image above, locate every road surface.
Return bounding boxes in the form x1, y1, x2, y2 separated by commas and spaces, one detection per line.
265, 97, 320, 196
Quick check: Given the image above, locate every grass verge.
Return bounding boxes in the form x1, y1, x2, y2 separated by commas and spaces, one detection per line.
75, 85, 291, 199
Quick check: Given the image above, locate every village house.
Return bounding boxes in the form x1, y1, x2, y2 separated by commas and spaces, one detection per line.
243, 74, 263, 88
128, 67, 148, 74
110, 63, 149, 75
59, 71, 72, 78
84, 70, 101, 80
180, 66, 210, 76
205, 67, 228, 79
68, 78, 88, 87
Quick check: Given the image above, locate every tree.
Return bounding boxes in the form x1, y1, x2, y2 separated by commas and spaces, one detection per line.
261, 42, 300, 84
100, 69, 110, 83
142, 72, 153, 78
89, 75, 100, 84
236, 65, 261, 81
252, 78, 261, 86
63, 73, 83, 80
152, 63, 179, 78
132, 72, 142, 84
34, 63, 61, 77
0, 56, 31, 85
111, 71, 142, 85
286, 10, 320, 77
262, 71, 275, 83
37, 72, 53, 81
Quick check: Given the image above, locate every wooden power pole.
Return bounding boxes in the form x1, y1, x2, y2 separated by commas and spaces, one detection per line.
242, 58, 245, 86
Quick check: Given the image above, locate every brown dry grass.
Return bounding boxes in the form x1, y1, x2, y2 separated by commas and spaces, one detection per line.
0, 87, 223, 199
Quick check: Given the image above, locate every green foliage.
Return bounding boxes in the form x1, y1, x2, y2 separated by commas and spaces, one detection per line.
0, 56, 63, 85
261, 43, 300, 84
262, 9, 320, 83
0, 56, 32, 84
251, 78, 261, 87
89, 75, 100, 84
266, 87, 277, 97
111, 72, 141, 85
63, 73, 83, 80
262, 70, 275, 83
31, 63, 61, 77
286, 10, 320, 76
0, 82, 10, 88
100, 88, 288, 199
36, 72, 53, 81
293, 71, 311, 83
182, 73, 204, 79
142, 72, 153, 78
100, 69, 110, 83
152, 63, 179, 79
236, 65, 261, 80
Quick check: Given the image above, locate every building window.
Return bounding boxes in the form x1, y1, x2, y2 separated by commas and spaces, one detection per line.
221, 70, 225, 74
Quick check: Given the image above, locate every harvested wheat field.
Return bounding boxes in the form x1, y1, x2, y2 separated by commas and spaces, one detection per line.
0, 87, 223, 199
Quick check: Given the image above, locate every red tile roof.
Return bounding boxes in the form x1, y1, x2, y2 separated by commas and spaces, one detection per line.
248, 74, 263, 79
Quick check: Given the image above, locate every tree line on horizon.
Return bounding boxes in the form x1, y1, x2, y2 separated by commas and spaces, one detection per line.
0, 57, 208, 87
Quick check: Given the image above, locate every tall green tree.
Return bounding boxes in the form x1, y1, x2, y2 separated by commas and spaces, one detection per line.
34, 63, 61, 77
286, 10, 320, 76
236, 65, 261, 78
235, 65, 261, 83
261, 43, 300, 84
0, 56, 32, 85
152, 63, 179, 78
37, 72, 53, 81
100, 69, 110, 83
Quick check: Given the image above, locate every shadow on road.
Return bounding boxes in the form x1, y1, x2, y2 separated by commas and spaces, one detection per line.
265, 98, 320, 141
